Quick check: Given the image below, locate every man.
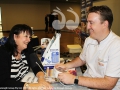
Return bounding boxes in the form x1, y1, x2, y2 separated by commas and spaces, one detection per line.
55, 5, 120, 90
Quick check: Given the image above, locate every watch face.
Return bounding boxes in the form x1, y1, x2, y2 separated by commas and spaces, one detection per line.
74, 79, 78, 84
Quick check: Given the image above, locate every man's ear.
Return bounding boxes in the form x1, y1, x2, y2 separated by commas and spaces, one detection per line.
103, 20, 109, 29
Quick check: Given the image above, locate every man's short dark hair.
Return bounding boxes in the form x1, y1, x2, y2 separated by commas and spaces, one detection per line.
88, 5, 113, 29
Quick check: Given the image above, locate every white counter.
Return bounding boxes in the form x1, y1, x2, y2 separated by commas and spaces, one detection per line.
52, 67, 88, 90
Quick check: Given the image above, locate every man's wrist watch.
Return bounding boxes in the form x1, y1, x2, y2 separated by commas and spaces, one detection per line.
74, 76, 79, 85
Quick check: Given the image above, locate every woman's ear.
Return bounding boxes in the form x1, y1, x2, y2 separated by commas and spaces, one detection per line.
14, 34, 17, 41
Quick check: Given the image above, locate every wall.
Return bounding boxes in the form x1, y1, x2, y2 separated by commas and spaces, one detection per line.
0, 1, 81, 52
0, 1, 80, 31
0, 1, 50, 31
0, 0, 120, 52
0, 1, 120, 33
50, 2, 81, 30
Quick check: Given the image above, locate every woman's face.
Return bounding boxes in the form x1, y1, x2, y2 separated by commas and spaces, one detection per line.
14, 31, 31, 52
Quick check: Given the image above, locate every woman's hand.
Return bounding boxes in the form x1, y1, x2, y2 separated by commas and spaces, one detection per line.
32, 72, 53, 90
24, 82, 53, 90
38, 78, 53, 90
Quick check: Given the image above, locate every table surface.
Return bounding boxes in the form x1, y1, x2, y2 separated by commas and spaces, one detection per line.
51, 67, 88, 90
26, 65, 88, 90
52, 83, 87, 90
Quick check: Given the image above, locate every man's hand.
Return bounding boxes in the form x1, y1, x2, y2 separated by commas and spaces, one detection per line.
55, 63, 67, 72
58, 72, 76, 85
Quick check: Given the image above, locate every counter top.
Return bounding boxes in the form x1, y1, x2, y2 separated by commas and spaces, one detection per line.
22, 66, 88, 90
52, 83, 87, 90
51, 67, 88, 90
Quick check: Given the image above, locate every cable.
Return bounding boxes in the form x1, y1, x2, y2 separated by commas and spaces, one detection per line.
36, 62, 46, 75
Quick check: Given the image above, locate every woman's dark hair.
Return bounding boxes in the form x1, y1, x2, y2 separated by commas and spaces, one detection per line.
4, 24, 32, 56
88, 5, 113, 29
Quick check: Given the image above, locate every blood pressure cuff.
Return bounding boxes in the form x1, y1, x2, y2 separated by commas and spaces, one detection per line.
29, 53, 44, 75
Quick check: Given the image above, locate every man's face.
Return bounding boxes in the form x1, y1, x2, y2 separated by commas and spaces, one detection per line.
87, 12, 105, 40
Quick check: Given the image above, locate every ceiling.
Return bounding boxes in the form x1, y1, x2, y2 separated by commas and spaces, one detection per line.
44, 0, 81, 3
0, 0, 105, 4
47, 0, 104, 2
0, 0, 80, 3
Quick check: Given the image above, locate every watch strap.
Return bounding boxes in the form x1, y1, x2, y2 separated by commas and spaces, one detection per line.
74, 76, 79, 84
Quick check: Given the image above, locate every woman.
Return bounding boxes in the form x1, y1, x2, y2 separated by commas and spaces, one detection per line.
0, 24, 53, 90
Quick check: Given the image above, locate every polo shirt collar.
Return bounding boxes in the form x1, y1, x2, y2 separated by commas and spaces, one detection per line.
99, 30, 113, 45
88, 30, 113, 46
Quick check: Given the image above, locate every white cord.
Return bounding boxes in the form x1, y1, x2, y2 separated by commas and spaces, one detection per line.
36, 62, 46, 75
